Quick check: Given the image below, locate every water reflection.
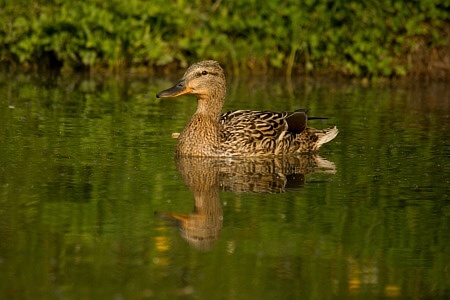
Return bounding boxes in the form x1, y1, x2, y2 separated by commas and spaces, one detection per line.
157, 157, 223, 251
158, 155, 336, 250
2, 73, 448, 299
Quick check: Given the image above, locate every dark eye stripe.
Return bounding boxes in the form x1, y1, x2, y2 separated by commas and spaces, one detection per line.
197, 71, 218, 77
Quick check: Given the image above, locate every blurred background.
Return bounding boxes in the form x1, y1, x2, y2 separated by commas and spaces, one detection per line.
1, 0, 449, 79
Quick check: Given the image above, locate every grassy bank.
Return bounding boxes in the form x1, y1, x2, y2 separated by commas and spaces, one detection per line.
1, 0, 449, 78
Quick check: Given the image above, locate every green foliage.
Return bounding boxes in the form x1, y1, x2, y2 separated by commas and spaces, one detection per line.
0, 0, 449, 76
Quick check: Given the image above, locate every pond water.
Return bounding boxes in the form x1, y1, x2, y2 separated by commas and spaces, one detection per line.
0, 72, 449, 299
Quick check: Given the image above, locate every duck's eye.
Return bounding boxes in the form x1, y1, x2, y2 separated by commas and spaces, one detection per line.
201, 70, 208, 75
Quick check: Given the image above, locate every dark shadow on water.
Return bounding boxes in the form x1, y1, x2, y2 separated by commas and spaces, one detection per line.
156, 155, 336, 251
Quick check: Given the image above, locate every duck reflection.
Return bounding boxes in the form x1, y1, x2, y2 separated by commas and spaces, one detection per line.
157, 155, 335, 250
157, 157, 223, 251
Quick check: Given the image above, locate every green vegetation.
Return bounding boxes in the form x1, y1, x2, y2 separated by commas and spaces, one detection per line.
1, 0, 449, 77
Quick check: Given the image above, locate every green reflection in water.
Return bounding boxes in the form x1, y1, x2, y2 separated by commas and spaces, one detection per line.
0, 73, 449, 299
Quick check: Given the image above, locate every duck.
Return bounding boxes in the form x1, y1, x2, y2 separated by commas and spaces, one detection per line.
156, 60, 338, 157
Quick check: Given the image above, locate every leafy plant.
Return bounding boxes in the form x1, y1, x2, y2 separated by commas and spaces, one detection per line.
0, 0, 448, 77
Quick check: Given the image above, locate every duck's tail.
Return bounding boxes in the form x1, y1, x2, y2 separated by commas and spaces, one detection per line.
313, 126, 339, 151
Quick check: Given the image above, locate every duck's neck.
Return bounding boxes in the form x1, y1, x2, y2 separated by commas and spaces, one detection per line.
195, 93, 224, 118
176, 94, 224, 156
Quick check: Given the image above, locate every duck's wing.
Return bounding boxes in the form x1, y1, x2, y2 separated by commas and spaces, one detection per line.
285, 109, 308, 134
221, 109, 308, 134
221, 110, 286, 137
219, 110, 309, 153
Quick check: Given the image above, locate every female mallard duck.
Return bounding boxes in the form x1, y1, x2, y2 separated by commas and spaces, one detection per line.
157, 60, 338, 157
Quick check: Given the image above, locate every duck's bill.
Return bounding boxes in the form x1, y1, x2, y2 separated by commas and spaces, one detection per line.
156, 80, 191, 98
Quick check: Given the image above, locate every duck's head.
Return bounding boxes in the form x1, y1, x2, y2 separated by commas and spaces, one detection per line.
156, 60, 226, 102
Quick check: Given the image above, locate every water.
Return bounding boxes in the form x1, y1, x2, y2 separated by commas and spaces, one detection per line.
1, 72, 449, 299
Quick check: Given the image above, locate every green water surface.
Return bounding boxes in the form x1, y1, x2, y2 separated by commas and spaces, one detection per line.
0, 73, 449, 299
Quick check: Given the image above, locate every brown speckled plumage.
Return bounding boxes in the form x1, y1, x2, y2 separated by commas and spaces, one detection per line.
157, 60, 338, 157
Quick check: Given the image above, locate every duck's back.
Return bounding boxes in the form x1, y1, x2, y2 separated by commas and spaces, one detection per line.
219, 109, 327, 156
